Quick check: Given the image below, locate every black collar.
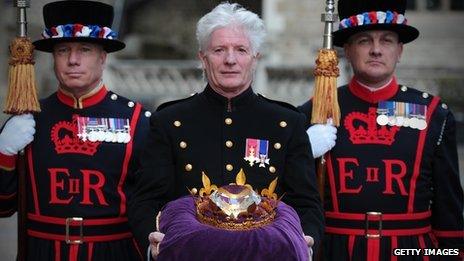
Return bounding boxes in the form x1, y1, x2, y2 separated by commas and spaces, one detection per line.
202, 84, 257, 111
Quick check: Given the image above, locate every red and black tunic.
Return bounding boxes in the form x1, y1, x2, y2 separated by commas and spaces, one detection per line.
0, 85, 150, 261
299, 77, 464, 261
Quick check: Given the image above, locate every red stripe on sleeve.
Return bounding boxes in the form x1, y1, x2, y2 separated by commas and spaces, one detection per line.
326, 153, 339, 212
27, 147, 40, 215
117, 103, 142, 216
407, 97, 440, 212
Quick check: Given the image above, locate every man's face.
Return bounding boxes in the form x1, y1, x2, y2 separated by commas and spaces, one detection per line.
344, 30, 403, 87
53, 42, 107, 97
199, 26, 258, 97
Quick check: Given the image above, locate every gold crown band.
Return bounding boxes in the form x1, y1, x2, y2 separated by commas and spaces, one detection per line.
196, 209, 276, 231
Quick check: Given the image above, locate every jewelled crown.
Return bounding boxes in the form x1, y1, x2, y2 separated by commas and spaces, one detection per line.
192, 169, 279, 230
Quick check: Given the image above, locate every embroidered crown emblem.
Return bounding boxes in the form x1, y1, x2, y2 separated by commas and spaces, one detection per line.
344, 107, 399, 145
51, 115, 100, 155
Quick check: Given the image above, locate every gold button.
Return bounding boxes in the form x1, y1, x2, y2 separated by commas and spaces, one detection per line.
174, 121, 181, 127
225, 140, 233, 148
226, 164, 233, 171
185, 164, 193, 171
274, 143, 281, 150
279, 121, 287, 128
225, 118, 232, 125
269, 166, 276, 173
190, 188, 198, 195
179, 141, 187, 149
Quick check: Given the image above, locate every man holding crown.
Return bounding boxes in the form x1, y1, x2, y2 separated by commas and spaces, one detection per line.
0, 1, 150, 260
300, 0, 464, 260
128, 3, 324, 260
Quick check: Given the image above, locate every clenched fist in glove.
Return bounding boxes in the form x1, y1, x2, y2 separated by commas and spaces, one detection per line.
149, 231, 165, 260
0, 114, 36, 156
306, 121, 337, 158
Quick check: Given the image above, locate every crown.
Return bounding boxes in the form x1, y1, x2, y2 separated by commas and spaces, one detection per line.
344, 107, 399, 145
193, 169, 279, 230
51, 115, 100, 155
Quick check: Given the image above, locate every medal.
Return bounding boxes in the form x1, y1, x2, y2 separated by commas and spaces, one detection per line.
88, 130, 98, 142
409, 103, 428, 130
122, 119, 131, 143
377, 101, 394, 126
258, 139, 270, 168
376, 114, 388, 126
377, 101, 428, 130
244, 138, 270, 167
123, 133, 131, 143
417, 119, 427, 130
104, 131, 114, 142
394, 102, 405, 127
116, 132, 126, 143
96, 130, 105, 141
77, 116, 131, 143
244, 138, 259, 166
77, 116, 88, 141
402, 117, 410, 127
75, 116, 131, 143
409, 117, 418, 129
387, 116, 396, 126
106, 118, 115, 142
112, 132, 118, 143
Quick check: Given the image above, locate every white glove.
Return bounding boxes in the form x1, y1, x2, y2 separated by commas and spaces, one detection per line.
0, 114, 35, 156
306, 122, 337, 158
304, 235, 314, 261
149, 231, 165, 260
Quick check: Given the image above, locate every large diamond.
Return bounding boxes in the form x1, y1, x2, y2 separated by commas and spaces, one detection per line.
209, 185, 261, 219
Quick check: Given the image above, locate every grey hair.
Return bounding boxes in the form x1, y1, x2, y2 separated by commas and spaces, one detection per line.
196, 2, 266, 55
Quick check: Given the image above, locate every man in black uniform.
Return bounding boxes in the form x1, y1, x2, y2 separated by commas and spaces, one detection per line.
128, 3, 324, 260
0, 1, 149, 260
300, 0, 464, 260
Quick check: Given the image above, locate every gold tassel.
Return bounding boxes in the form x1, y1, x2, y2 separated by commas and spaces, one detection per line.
311, 49, 340, 126
4, 37, 40, 114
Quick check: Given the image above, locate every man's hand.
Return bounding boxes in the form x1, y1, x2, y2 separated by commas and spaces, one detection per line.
149, 232, 165, 260
303, 235, 314, 247
303, 235, 314, 261
306, 121, 337, 158
304, 235, 314, 261
0, 114, 35, 156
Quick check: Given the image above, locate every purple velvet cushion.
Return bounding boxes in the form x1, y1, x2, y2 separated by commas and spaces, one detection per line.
157, 196, 309, 261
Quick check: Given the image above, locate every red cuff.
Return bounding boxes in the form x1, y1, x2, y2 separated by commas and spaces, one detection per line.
0, 152, 16, 170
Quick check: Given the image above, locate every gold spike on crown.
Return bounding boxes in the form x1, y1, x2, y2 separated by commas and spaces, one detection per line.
193, 169, 279, 230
